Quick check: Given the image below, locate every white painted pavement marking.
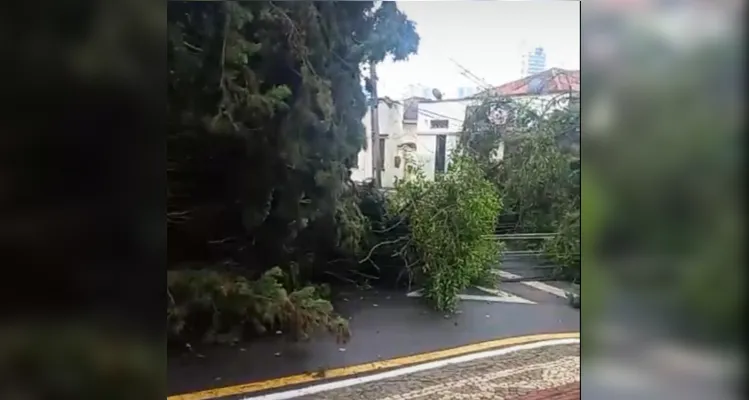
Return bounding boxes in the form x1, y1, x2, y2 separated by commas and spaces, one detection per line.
490, 269, 568, 298
406, 289, 536, 304
242, 338, 580, 400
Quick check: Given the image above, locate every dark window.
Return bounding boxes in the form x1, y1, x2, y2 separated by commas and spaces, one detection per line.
379, 137, 386, 171
430, 119, 449, 129
435, 135, 447, 174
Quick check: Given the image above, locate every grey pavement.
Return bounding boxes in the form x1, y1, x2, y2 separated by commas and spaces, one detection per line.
286, 343, 580, 400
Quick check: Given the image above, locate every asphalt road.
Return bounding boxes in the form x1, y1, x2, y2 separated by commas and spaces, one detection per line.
168, 285, 579, 397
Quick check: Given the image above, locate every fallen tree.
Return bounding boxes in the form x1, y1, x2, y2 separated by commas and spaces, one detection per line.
362, 156, 502, 311
167, 1, 419, 346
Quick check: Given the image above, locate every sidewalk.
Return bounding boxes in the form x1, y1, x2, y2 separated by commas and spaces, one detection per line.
243, 340, 580, 400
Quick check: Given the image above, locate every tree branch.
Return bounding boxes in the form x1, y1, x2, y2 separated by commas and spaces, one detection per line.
359, 236, 408, 264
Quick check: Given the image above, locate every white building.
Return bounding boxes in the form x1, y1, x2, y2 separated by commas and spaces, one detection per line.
411, 98, 468, 181
352, 68, 580, 187
350, 96, 479, 187
351, 98, 406, 185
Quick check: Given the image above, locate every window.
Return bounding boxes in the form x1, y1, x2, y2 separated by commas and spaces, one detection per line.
430, 119, 449, 129
435, 134, 447, 175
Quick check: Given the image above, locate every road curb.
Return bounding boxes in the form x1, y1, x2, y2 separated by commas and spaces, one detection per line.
168, 332, 580, 400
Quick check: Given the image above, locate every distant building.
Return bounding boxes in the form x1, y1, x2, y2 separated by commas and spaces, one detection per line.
403, 84, 437, 100
404, 85, 479, 101
456, 86, 479, 98
520, 47, 547, 77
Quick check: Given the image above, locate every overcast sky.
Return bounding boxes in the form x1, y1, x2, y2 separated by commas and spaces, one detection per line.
377, 1, 581, 98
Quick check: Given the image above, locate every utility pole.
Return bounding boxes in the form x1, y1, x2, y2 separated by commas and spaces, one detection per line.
369, 60, 382, 187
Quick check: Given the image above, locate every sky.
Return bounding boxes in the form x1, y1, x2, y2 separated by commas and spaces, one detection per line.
376, 1, 581, 98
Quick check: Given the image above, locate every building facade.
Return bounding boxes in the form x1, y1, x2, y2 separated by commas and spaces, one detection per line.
353, 68, 579, 187
520, 47, 547, 77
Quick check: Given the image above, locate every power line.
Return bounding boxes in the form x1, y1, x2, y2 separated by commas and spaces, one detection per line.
378, 97, 465, 124
449, 58, 493, 91
418, 108, 464, 124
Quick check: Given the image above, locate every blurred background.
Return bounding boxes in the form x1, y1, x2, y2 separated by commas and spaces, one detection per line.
581, 0, 744, 398
0, 0, 164, 399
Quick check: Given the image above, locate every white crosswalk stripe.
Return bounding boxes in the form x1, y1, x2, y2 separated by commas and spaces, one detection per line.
404, 268, 574, 304
406, 288, 536, 304
490, 269, 569, 298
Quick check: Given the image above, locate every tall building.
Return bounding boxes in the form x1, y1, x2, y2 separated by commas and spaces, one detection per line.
520, 47, 547, 77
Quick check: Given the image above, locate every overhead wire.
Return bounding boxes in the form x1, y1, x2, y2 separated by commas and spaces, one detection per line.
379, 96, 465, 124
417, 108, 464, 124
448, 57, 494, 91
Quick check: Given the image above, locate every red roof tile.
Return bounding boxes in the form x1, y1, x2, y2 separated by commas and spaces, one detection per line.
491, 68, 580, 97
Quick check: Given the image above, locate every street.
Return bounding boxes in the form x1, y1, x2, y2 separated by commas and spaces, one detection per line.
168, 263, 580, 400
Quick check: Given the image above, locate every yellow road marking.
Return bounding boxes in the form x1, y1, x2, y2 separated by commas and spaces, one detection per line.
168, 331, 580, 400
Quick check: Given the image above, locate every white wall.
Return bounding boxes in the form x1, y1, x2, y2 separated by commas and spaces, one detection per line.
352, 100, 406, 186
415, 99, 474, 134
412, 99, 471, 180
412, 132, 461, 181
415, 134, 437, 180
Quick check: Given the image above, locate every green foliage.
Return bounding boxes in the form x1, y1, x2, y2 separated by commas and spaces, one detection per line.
460, 90, 580, 281
352, 180, 417, 286
497, 132, 574, 232
167, 267, 349, 345
333, 182, 370, 256
389, 156, 502, 311
461, 92, 579, 232
166, 1, 418, 348
167, 1, 418, 271
543, 210, 580, 280
585, 35, 743, 341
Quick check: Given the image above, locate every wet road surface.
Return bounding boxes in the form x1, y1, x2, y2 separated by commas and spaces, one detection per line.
169, 286, 579, 397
